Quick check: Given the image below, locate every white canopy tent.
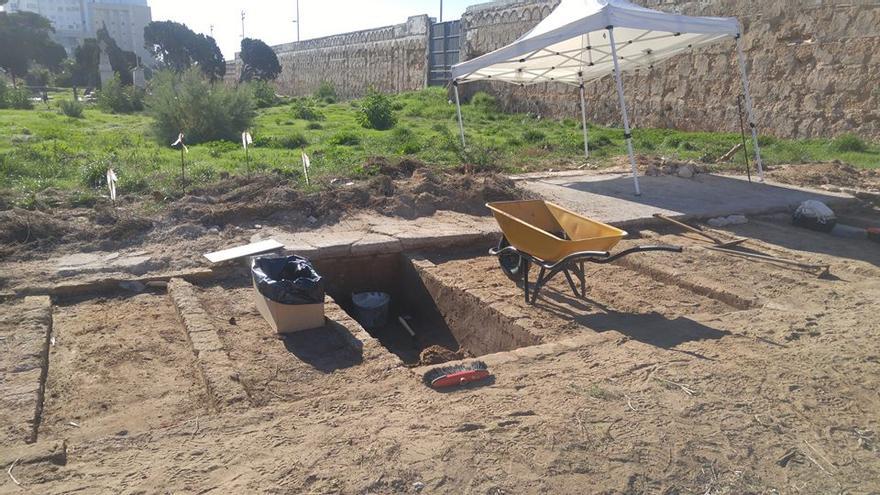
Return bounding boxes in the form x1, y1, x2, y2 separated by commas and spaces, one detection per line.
450, 0, 764, 195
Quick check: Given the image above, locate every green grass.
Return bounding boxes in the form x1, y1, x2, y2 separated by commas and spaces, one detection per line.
1, 86, 878, 209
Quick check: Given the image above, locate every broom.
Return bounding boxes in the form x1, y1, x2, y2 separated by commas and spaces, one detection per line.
423, 361, 491, 389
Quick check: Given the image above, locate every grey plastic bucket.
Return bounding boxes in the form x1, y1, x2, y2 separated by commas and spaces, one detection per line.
352, 292, 391, 328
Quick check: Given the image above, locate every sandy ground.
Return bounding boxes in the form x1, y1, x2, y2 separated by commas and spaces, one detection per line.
0, 163, 879, 494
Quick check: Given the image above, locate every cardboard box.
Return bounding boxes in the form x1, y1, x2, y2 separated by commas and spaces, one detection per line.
253, 280, 325, 334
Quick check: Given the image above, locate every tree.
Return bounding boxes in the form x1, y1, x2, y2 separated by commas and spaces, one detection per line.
239, 38, 281, 82
0, 11, 63, 84
144, 21, 226, 81
36, 40, 67, 73
72, 38, 100, 88
97, 25, 137, 85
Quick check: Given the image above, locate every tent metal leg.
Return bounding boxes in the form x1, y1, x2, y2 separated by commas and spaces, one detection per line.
607, 27, 641, 196
736, 36, 764, 182
453, 83, 466, 147
579, 82, 590, 159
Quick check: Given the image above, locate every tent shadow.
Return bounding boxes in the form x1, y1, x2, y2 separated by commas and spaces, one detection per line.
281, 321, 364, 373
540, 173, 876, 267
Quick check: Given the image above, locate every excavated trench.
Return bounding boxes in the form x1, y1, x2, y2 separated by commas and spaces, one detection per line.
316, 252, 539, 366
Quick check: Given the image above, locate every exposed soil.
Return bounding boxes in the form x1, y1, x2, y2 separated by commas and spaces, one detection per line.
0, 161, 521, 262
41, 293, 208, 442
1, 164, 880, 493
764, 162, 880, 191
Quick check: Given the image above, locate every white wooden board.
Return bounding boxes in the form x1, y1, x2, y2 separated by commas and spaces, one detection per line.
204, 239, 284, 264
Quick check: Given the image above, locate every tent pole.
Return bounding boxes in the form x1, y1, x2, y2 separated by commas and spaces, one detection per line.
607, 27, 641, 196
579, 81, 590, 159
453, 81, 466, 147
736, 35, 764, 182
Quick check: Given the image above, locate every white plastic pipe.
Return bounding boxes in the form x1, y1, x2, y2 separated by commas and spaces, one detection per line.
579, 82, 590, 159
736, 35, 764, 182
453, 83, 466, 147
607, 28, 641, 196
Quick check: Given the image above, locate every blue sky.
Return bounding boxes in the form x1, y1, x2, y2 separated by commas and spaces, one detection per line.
149, 0, 485, 59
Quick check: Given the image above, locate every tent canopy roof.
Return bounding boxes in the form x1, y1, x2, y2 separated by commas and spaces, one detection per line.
452, 0, 740, 86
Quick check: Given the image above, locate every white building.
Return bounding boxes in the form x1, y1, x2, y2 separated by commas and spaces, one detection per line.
3, 0, 153, 64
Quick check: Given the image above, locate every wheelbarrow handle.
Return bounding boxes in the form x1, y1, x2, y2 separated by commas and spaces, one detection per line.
592, 245, 683, 264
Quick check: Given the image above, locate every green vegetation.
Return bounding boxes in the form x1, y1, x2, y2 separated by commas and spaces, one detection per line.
97, 76, 145, 114
314, 81, 337, 104
357, 89, 397, 130
57, 99, 84, 118
1, 86, 877, 210
146, 68, 256, 144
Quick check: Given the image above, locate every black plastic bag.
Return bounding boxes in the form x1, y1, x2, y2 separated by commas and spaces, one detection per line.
251, 255, 324, 305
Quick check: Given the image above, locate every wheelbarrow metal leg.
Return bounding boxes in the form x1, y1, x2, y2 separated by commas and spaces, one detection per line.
522, 257, 531, 304
563, 269, 580, 299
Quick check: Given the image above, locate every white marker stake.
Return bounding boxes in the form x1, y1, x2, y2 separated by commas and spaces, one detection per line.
301, 149, 311, 186
242, 131, 253, 178
106, 168, 118, 201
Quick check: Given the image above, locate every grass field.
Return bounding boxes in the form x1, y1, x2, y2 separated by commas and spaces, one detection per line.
1, 86, 877, 209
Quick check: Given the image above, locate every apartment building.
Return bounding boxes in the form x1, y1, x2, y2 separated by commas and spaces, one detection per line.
3, 0, 153, 63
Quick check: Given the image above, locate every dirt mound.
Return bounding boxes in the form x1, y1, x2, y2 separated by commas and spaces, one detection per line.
167, 166, 521, 228
766, 162, 880, 191
419, 345, 463, 366
0, 209, 72, 255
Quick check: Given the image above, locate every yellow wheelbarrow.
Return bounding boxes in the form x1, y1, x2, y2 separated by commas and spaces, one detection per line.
487, 200, 682, 303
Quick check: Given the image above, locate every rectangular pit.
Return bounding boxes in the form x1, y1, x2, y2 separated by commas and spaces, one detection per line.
317, 252, 539, 366
41, 293, 208, 440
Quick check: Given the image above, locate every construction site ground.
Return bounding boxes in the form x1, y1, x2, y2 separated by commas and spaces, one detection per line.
1, 164, 879, 494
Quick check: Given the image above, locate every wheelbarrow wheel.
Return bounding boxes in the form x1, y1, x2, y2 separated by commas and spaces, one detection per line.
497, 236, 524, 282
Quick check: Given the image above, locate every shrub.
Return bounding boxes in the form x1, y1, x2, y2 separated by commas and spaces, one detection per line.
7, 86, 34, 110
306, 122, 323, 130
146, 68, 256, 145
80, 161, 108, 188
0, 80, 9, 109
357, 89, 397, 130
249, 80, 280, 108
471, 91, 498, 112
254, 133, 308, 149
98, 76, 145, 114
831, 133, 867, 153
290, 98, 325, 121
390, 126, 421, 154
58, 99, 85, 118
522, 129, 546, 144
328, 130, 361, 146
205, 140, 239, 157
314, 81, 337, 103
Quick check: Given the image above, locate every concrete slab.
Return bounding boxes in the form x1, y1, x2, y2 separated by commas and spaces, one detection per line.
55, 252, 158, 277
521, 173, 857, 227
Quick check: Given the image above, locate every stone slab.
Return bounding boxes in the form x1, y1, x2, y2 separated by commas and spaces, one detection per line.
522, 173, 858, 228
167, 279, 249, 411
0, 296, 52, 445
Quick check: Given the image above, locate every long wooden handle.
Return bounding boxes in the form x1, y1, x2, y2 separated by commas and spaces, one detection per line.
653, 213, 723, 244
706, 246, 829, 270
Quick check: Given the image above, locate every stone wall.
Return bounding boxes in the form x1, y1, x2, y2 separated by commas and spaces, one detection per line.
460, 0, 880, 139
272, 16, 431, 100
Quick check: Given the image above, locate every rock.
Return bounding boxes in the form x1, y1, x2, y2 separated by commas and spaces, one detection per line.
413, 481, 425, 492
708, 215, 748, 228
677, 164, 695, 179
645, 164, 661, 177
